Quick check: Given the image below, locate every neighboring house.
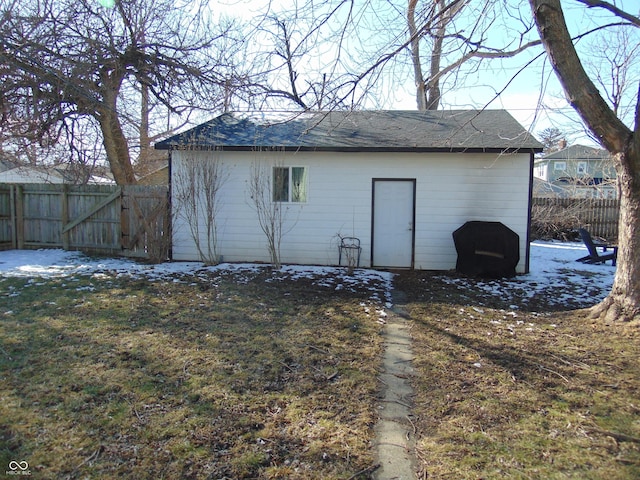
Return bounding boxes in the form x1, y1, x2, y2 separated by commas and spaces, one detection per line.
533, 144, 617, 198
0, 164, 114, 184
0, 165, 67, 183
155, 110, 542, 273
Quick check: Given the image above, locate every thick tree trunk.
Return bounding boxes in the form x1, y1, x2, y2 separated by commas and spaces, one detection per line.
99, 109, 137, 185
98, 86, 137, 185
138, 82, 151, 172
408, 0, 445, 111
408, 0, 428, 110
530, 0, 640, 322
426, 0, 446, 110
592, 150, 640, 322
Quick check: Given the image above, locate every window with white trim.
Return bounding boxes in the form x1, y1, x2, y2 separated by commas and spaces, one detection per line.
577, 161, 588, 174
273, 166, 308, 202
554, 161, 566, 171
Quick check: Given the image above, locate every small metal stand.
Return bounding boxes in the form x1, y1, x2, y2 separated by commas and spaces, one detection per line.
338, 236, 361, 268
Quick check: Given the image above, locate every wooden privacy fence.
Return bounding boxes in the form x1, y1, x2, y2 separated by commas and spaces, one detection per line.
0, 184, 170, 261
531, 197, 620, 241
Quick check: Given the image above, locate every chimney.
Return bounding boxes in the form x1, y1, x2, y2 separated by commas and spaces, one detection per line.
558, 139, 567, 150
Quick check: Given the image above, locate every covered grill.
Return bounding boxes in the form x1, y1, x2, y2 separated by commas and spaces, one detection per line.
452, 221, 520, 278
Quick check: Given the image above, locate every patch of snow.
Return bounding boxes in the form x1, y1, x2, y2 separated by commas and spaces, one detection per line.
437, 241, 615, 310
0, 241, 615, 311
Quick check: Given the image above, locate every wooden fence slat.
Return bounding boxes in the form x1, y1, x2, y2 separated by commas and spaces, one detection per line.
531, 197, 620, 241
121, 185, 170, 261
0, 183, 169, 260
62, 187, 122, 234
62, 185, 70, 250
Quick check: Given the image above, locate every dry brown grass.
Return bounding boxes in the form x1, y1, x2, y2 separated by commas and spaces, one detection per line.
2, 261, 639, 479
396, 271, 640, 480
0, 268, 387, 479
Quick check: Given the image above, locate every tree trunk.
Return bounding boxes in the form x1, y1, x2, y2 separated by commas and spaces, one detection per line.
426, 0, 446, 110
98, 85, 137, 185
530, 0, 640, 322
592, 149, 640, 322
408, 0, 428, 110
138, 82, 151, 172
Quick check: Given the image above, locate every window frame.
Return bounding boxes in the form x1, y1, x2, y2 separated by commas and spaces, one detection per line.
272, 166, 308, 203
577, 161, 588, 175
554, 161, 567, 171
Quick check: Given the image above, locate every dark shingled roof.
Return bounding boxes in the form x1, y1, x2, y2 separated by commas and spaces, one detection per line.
155, 110, 543, 153
541, 144, 611, 160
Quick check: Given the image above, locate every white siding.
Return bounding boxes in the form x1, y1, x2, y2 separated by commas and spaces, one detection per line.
171, 150, 531, 272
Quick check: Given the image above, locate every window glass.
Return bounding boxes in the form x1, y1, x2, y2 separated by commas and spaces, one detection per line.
273, 167, 289, 202
291, 167, 307, 202
554, 161, 566, 170
272, 166, 307, 202
577, 161, 587, 174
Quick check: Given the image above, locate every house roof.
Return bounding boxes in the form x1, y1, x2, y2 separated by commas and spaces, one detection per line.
532, 177, 572, 198
538, 144, 611, 162
0, 165, 115, 184
155, 110, 543, 153
0, 166, 67, 183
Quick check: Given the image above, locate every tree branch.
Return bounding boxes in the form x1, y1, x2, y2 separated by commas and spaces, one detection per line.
574, 0, 640, 28
529, 0, 631, 152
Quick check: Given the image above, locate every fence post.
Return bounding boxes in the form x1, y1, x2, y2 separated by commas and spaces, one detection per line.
61, 184, 70, 250
9, 185, 16, 249
14, 184, 24, 249
120, 186, 128, 252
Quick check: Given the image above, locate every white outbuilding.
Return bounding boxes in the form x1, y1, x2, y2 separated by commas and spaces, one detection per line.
155, 110, 542, 273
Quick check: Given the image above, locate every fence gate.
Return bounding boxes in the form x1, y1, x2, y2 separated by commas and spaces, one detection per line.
0, 183, 170, 261
121, 185, 170, 261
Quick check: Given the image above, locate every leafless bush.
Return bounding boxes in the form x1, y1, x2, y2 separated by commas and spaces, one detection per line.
530, 200, 586, 241
173, 150, 228, 265
248, 158, 285, 269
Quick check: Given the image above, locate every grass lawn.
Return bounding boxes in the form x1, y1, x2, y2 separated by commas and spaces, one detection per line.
396, 271, 640, 480
1, 260, 639, 479
0, 268, 387, 479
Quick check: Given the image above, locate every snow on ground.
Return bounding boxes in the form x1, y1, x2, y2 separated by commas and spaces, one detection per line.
438, 241, 615, 310
0, 240, 615, 311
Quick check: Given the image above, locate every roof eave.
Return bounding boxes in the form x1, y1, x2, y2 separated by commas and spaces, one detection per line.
155, 144, 542, 154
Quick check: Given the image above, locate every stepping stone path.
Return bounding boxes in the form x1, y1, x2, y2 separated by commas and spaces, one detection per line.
373, 289, 417, 479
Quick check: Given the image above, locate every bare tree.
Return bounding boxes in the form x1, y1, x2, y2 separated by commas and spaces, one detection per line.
247, 153, 304, 269
354, 0, 543, 112
0, 0, 238, 184
248, 157, 286, 269
530, 0, 640, 322
538, 127, 568, 153
172, 149, 228, 265
586, 26, 640, 121
241, 8, 358, 111
408, 0, 466, 110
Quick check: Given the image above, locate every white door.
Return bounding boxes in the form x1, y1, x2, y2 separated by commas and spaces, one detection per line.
372, 180, 415, 268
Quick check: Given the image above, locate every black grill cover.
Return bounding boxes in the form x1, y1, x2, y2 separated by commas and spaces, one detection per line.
452, 221, 520, 278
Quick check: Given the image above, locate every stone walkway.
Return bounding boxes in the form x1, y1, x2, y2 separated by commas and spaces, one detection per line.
373, 290, 417, 479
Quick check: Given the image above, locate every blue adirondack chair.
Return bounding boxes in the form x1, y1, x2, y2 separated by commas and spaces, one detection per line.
577, 228, 617, 266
